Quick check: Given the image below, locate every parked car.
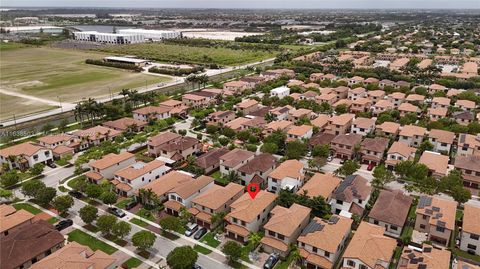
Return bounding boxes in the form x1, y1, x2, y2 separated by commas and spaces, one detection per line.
125, 200, 138, 210
194, 227, 207, 239
184, 223, 199, 237
55, 219, 73, 231
367, 163, 375, 171
68, 191, 83, 199
327, 156, 333, 162
108, 207, 126, 218
47, 162, 57, 168
192, 265, 202, 269
263, 253, 279, 269
340, 159, 346, 164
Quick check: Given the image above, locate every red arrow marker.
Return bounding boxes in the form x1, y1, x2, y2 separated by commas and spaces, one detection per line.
246, 182, 260, 199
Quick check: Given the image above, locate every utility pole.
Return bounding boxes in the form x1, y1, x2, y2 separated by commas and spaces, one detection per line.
57, 96, 63, 113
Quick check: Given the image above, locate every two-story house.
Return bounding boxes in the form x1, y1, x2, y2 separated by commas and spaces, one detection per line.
455, 99, 476, 112
387, 92, 406, 108
263, 120, 293, 136
371, 100, 394, 116
329, 175, 372, 217
368, 190, 413, 238
431, 97, 451, 109
398, 125, 426, 147
237, 153, 276, 187
261, 204, 311, 257
325, 114, 355, 135
351, 117, 376, 136
103, 117, 147, 132
0, 142, 53, 170
456, 134, 480, 157
297, 215, 353, 269
219, 149, 255, 176
206, 110, 235, 126
428, 129, 455, 154
398, 244, 451, 269
0, 204, 35, 238
375, 121, 400, 138
223, 80, 251, 93
297, 173, 341, 201
418, 151, 449, 177
72, 125, 121, 150
367, 90, 385, 103
234, 99, 259, 116
287, 125, 314, 141
360, 137, 389, 166
414, 196, 457, 246
385, 142, 416, 170
454, 155, 480, 190
330, 133, 363, 160
164, 175, 215, 216
267, 160, 305, 193
288, 108, 313, 123
132, 105, 171, 121
85, 152, 136, 183
270, 86, 291, 99
427, 107, 448, 121
398, 102, 421, 117
460, 203, 480, 255
348, 87, 367, 101
225, 191, 277, 243
195, 148, 230, 174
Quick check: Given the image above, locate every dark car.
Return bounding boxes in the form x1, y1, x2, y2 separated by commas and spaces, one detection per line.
263, 253, 279, 269
68, 190, 83, 199
125, 200, 138, 210
108, 207, 126, 218
47, 162, 57, 168
194, 227, 207, 240
192, 265, 202, 269
367, 163, 375, 171
55, 219, 73, 231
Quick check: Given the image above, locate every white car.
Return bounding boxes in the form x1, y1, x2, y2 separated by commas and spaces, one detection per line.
327, 156, 333, 162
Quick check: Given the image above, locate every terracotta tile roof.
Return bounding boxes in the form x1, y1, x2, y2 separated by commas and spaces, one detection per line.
159, 99, 182, 107
416, 196, 457, 230
287, 125, 313, 136
30, 241, 116, 269
365, 77, 379, 83
0, 142, 47, 158
399, 125, 426, 137
235, 99, 258, 109
332, 99, 352, 108
374, 100, 394, 109
102, 117, 147, 131
52, 145, 74, 155
369, 190, 413, 226
398, 102, 420, 113
90, 152, 135, 170
220, 148, 255, 168
192, 182, 244, 210
398, 244, 450, 269
389, 92, 406, 99
456, 99, 476, 109
361, 137, 389, 153
208, 110, 234, 119
297, 173, 341, 199
352, 97, 371, 106
289, 108, 312, 118
225, 224, 249, 237
458, 133, 480, 148
429, 129, 455, 144
73, 125, 121, 140
342, 222, 396, 269
225, 117, 250, 130
0, 204, 34, 233
140, 171, 193, 197
376, 121, 400, 134
269, 159, 304, 181
332, 175, 372, 203
37, 134, 73, 145
463, 203, 480, 235
311, 115, 330, 128
85, 171, 103, 181
147, 131, 181, 147
1, 220, 65, 269
224, 80, 249, 87
263, 203, 311, 237
169, 175, 213, 199
115, 160, 166, 180
388, 142, 416, 158
195, 148, 230, 169
368, 90, 385, 97
260, 236, 289, 252
183, 93, 206, 101
132, 105, 171, 116
405, 94, 425, 102
432, 97, 451, 106
455, 260, 480, 269
454, 155, 480, 173
265, 120, 293, 132
298, 215, 352, 253
242, 117, 266, 128
157, 136, 199, 152
330, 113, 355, 126
332, 133, 363, 147
317, 93, 337, 102
227, 191, 276, 223
428, 107, 448, 117
418, 151, 449, 176
164, 200, 183, 212
429, 84, 447, 91
309, 132, 336, 147
238, 153, 276, 174
353, 117, 376, 129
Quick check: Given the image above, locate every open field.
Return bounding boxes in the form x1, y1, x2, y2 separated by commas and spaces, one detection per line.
96, 43, 276, 66
0, 46, 171, 119
0, 93, 57, 120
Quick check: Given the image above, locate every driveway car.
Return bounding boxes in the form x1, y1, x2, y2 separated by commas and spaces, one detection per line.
55, 219, 73, 231
108, 207, 126, 218
194, 227, 207, 239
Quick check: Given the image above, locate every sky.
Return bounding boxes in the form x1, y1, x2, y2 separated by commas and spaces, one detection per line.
2, 0, 479, 9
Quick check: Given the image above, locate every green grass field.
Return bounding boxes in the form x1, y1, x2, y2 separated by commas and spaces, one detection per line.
123, 257, 142, 269
97, 43, 276, 66
0, 46, 171, 120
68, 229, 117, 254
13, 203, 42, 214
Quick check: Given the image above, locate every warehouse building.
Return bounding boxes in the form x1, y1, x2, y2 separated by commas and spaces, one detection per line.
118, 28, 182, 41
73, 31, 145, 44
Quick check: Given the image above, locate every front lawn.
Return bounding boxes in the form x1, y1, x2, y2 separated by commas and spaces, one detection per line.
13, 203, 42, 214
130, 218, 148, 227
47, 217, 59, 224
193, 244, 212, 254
123, 257, 142, 269
67, 229, 117, 254
115, 198, 133, 209
201, 232, 221, 248
67, 175, 86, 190
135, 208, 156, 221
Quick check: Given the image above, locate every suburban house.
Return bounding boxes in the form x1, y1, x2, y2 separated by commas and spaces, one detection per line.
453, 111, 475, 125
454, 155, 480, 190
240, 76, 266, 88
132, 105, 171, 121
341, 222, 396, 269
112, 159, 170, 196
268, 105, 293, 121
428, 107, 448, 121
418, 151, 449, 177
147, 131, 181, 157
456, 133, 480, 157
219, 148, 255, 176
102, 117, 147, 132
288, 108, 313, 123
297, 173, 341, 200
206, 110, 235, 126
163, 175, 214, 216
86, 152, 136, 183
428, 84, 447, 95
182, 93, 210, 108
195, 147, 230, 174
414, 195, 457, 246
147, 131, 199, 161
72, 125, 121, 150
432, 97, 451, 109
234, 99, 259, 115
371, 100, 394, 116
329, 175, 372, 217
287, 125, 313, 141
267, 160, 305, 193
460, 203, 480, 255
456, 99, 476, 111
138, 171, 197, 203
398, 102, 421, 117
0, 204, 35, 238
225, 117, 251, 131
237, 153, 276, 187
351, 117, 376, 136
428, 129, 455, 154
317, 93, 337, 106
37, 134, 76, 150
385, 142, 417, 170
297, 215, 353, 269
325, 114, 355, 135
367, 189, 413, 238
405, 93, 425, 104
270, 86, 291, 99
225, 191, 277, 243
263, 120, 293, 135
397, 244, 451, 269
330, 133, 363, 160
159, 99, 188, 116
189, 182, 244, 229
309, 132, 336, 149
0, 220, 64, 269
388, 92, 406, 107
350, 98, 372, 113
260, 204, 311, 257
348, 87, 367, 100
367, 90, 385, 103
311, 115, 331, 132
0, 142, 53, 170
398, 125, 426, 147
360, 137, 389, 165
375, 121, 400, 138
29, 242, 117, 269
223, 80, 250, 93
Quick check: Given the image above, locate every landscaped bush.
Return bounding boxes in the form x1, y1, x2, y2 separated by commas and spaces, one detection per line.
149, 66, 205, 76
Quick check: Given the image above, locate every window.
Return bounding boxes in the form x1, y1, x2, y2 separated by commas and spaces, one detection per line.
391, 225, 398, 231
312, 246, 318, 253
277, 234, 285, 240
373, 220, 379, 225
360, 265, 368, 269
269, 230, 276, 236
420, 224, 426, 229
422, 215, 428, 220
468, 244, 477, 250
337, 199, 343, 205
436, 226, 445, 233
347, 260, 356, 267
325, 251, 330, 258
470, 234, 480, 240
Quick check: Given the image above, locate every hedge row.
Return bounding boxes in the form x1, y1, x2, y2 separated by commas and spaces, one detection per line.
85, 59, 143, 72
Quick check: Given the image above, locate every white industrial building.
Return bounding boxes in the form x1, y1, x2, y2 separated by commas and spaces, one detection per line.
118, 29, 182, 41
73, 31, 145, 44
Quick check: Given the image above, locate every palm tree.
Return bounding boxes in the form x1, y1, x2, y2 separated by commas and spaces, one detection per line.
226, 171, 240, 183
248, 232, 262, 248
289, 244, 303, 267
74, 102, 85, 127
119, 89, 131, 103
138, 189, 155, 205
211, 211, 226, 228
